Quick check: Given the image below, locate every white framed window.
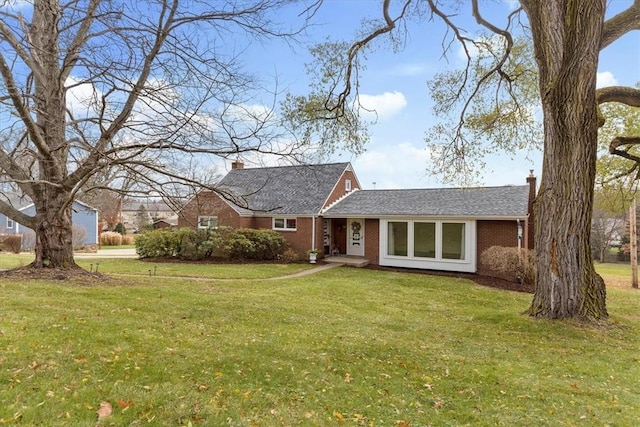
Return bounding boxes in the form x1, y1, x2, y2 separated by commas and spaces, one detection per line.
273, 217, 297, 231
6, 218, 14, 229
384, 220, 468, 261
197, 215, 218, 229
345, 179, 352, 192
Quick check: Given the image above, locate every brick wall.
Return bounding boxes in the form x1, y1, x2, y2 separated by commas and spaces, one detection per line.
255, 216, 316, 257
476, 220, 520, 275
325, 170, 360, 207
364, 218, 380, 265
178, 191, 245, 228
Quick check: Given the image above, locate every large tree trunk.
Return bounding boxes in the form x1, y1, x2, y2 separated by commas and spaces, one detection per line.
523, 0, 608, 320
30, 190, 79, 269
25, 1, 79, 270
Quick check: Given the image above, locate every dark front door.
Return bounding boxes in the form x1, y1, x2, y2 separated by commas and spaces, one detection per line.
332, 219, 347, 255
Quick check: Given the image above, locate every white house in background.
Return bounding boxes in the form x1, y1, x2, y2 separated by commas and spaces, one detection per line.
119, 199, 179, 232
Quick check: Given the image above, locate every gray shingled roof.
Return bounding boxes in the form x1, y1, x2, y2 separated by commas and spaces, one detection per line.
218, 163, 350, 215
323, 185, 530, 217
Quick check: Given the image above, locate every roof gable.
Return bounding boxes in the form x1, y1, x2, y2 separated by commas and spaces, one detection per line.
323, 185, 530, 218
218, 162, 351, 215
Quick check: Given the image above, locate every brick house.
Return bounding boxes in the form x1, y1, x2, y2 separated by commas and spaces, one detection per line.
179, 161, 536, 274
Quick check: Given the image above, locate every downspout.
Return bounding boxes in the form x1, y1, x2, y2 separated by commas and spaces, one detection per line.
517, 219, 523, 252
311, 215, 316, 251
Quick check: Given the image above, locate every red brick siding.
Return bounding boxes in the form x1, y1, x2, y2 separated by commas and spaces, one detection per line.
255, 216, 315, 256
178, 192, 245, 228
325, 170, 360, 208
476, 220, 520, 275
364, 219, 380, 265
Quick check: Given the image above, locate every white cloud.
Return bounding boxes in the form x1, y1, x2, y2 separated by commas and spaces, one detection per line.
352, 142, 431, 189
388, 63, 429, 77
357, 91, 407, 121
65, 76, 101, 117
597, 71, 618, 88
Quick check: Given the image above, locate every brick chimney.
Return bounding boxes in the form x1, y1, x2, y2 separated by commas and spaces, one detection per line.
231, 160, 244, 170
526, 170, 537, 249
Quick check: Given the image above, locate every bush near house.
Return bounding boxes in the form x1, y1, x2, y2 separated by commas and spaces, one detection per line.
100, 231, 123, 246
135, 227, 289, 261
0, 234, 22, 254
481, 246, 535, 287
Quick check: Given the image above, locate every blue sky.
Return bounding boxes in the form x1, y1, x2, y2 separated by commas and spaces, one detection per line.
237, 0, 640, 190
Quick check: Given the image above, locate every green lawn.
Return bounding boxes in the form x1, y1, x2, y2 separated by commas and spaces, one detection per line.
0, 254, 314, 279
1, 264, 638, 426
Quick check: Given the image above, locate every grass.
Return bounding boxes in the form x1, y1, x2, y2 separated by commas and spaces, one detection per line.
0, 254, 314, 279
0, 263, 639, 426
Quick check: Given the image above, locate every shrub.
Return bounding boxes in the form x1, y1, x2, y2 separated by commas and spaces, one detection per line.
72, 225, 88, 249
280, 247, 302, 263
480, 246, 535, 286
114, 223, 126, 235
101, 231, 123, 246
223, 228, 288, 260
0, 234, 22, 254
121, 234, 134, 245
135, 228, 223, 260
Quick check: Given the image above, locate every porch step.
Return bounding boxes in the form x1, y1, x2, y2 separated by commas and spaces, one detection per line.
323, 255, 370, 268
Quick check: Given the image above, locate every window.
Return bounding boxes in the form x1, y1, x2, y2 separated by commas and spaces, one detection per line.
387, 221, 408, 256
345, 179, 352, 192
197, 215, 218, 229
414, 222, 436, 258
6, 218, 14, 229
384, 220, 468, 261
442, 223, 465, 260
273, 217, 297, 231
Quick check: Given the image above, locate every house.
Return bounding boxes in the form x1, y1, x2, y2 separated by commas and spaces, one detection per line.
120, 199, 179, 232
0, 194, 99, 249
179, 161, 536, 274
179, 161, 360, 255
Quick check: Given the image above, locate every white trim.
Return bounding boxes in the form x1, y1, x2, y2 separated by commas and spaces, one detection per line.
197, 215, 218, 229
273, 217, 297, 231
347, 218, 364, 256
379, 219, 477, 273
6, 217, 14, 229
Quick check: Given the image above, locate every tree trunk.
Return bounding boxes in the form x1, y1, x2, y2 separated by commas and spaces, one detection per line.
523, 0, 608, 320
30, 190, 79, 269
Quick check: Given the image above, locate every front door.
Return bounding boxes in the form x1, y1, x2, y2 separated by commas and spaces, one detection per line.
347, 218, 365, 256
332, 219, 347, 255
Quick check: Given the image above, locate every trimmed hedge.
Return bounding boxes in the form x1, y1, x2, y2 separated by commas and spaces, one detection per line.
135, 227, 288, 261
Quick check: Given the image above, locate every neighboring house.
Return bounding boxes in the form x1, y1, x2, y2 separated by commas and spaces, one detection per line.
120, 200, 179, 232
0, 195, 99, 249
179, 161, 536, 274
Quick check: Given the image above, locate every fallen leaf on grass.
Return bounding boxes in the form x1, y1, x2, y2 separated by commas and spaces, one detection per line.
117, 400, 132, 409
97, 401, 112, 419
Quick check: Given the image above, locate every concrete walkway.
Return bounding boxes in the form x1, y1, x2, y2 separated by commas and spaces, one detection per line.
74, 248, 138, 258
110, 262, 344, 282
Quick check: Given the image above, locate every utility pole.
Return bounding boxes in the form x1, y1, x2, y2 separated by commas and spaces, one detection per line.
630, 197, 638, 288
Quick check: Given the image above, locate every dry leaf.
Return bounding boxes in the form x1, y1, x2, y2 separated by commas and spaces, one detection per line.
117, 400, 132, 409
97, 401, 112, 419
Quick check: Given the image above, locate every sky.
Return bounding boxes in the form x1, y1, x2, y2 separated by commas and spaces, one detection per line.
232, 0, 640, 190
1, 0, 638, 193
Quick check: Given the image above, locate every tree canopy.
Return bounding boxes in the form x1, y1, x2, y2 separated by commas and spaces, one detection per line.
0, 0, 317, 268
296, 0, 640, 321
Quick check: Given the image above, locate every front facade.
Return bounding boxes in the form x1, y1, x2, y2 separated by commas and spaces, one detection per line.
180, 161, 536, 274
179, 162, 361, 255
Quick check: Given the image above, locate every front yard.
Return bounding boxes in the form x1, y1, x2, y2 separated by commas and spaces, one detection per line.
0, 259, 638, 425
